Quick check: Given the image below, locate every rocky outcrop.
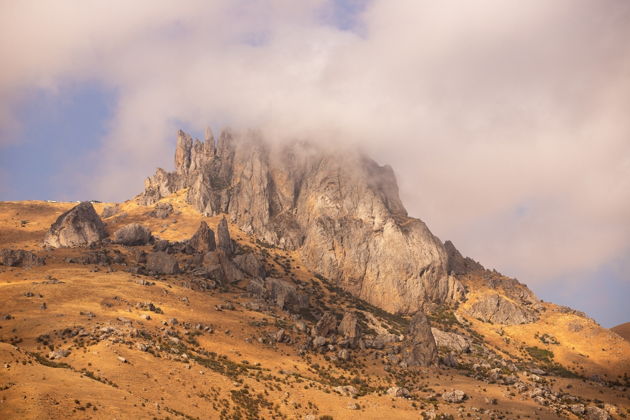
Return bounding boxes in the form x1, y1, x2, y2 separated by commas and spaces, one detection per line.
101, 204, 120, 218
312, 312, 338, 337
146, 252, 180, 275
444, 240, 483, 275
43, 202, 107, 248
431, 328, 470, 353
232, 253, 265, 279
138, 129, 458, 314
188, 222, 216, 253
442, 390, 466, 403
112, 224, 153, 246
150, 202, 173, 219
216, 217, 234, 256
466, 294, 538, 325
247, 277, 309, 312
338, 312, 361, 346
0, 249, 45, 267
401, 312, 437, 367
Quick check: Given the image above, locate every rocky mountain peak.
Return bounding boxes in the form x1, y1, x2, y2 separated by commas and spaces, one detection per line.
139, 129, 463, 314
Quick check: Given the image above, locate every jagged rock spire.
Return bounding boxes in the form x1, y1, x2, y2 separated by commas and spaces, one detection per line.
139, 129, 460, 314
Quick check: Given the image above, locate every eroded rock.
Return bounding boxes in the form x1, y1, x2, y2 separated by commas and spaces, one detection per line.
188, 221, 216, 253
0, 249, 45, 267
43, 202, 107, 248
466, 294, 537, 325
112, 223, 153, 246
401, 312, 437, 367
146, 252, 180, 275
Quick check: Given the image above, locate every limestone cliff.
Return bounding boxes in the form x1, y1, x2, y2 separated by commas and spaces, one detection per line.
139, 129, 460, 313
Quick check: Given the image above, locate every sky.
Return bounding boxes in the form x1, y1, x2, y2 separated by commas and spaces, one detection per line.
1, 0, 629, 326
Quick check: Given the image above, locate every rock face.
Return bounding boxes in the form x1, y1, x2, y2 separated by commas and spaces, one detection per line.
188, 222, 216, 253
444, 240, 483, 275
312, 312, 338, 337
146, 252, 180, 275
216, 217, 233, 256
466, 294, 537, 325
247, 277, 309, 312
431, 328, 470, 353
112, 224, 153, 246
338, 312, 361, 346
232, 253, 265, 279
401, 312, 437, 367
0, 249, 45, 267
138, 129, 456, 314
43, 202, 107, 248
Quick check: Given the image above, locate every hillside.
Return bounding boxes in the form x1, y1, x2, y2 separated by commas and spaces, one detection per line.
613, 323, 630, 342
1, 195, 629, 420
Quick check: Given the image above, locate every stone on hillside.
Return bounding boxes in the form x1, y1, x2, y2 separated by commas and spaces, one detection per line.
585, 406, 612, 420
442, 390, 466, 403
313, 312, 338, 337
43, 202, 107, 248
386, 387, 409, 397
232, 252, 265, 278
466, 294, 537, 325
146, 252, 180, 275
112, 223, 153, 246
216, 251, 244, 283
430, 328, 470, 353
216, 217, 234, 255
150, 202, 174, 219
338, 311, 361, 346
334, 385, 358, 397
247, 277, 308, 312
401, 312, 437, 367
101, 204, 120, 218
0, 249, 45, 267
188, 221, 216, 253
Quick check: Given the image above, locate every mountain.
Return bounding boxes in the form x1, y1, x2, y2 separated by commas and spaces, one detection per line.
0, 129, 628, 420
140, 129, 463, 314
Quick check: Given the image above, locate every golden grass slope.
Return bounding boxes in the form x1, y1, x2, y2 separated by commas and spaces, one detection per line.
0, 197, 628, 420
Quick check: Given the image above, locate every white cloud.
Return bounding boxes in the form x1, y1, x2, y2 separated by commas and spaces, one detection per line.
1, 0, 629, 298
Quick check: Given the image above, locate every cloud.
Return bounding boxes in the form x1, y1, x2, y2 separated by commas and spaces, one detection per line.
1, 0, 629, 313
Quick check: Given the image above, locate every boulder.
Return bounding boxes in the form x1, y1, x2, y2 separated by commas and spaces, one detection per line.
442, 390, 466, 403
112, 223, 153, 246
43, 202, 107, 248
585, 406, 612, 420
218, 251, 244, 283
101, 204, 120, 218
146, 252, 180, 275
400, 312, 437, 367
466, 294, 537, 325
188, 221, 216, 253
232, 252, 265, 278
247, 277, 308, 312
338, 311, 361, 346
386, 387, 409, 397
431, 328, 470, 353
216, 217, 234, 255
0, 249, 45, 267
150, 202, 173, 219
312, 312, 338, 337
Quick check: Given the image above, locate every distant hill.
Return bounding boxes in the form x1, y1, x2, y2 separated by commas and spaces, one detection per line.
612, 322, 630, 342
